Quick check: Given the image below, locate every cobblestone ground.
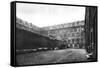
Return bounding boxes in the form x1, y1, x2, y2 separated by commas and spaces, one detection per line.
16, 49, 88, 65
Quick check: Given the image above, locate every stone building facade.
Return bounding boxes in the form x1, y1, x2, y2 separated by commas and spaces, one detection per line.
16, 17, 85, 49
42, 21, 85, 48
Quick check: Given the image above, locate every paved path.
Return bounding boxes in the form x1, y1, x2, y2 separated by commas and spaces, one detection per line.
17, 49, 88, 65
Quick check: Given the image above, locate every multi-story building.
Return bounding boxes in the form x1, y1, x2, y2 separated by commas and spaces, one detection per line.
42, 21, 85, 48
16, 17, 85, 49
16, 17, 48, 37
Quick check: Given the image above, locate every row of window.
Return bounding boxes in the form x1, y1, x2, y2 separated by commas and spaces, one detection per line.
65, 38, 85, 43
48, 27, 84, 35
63, 32, 84, 37
48, 32, 85, 39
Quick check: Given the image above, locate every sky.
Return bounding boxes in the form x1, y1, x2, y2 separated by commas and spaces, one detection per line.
16, 3, 85, 27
